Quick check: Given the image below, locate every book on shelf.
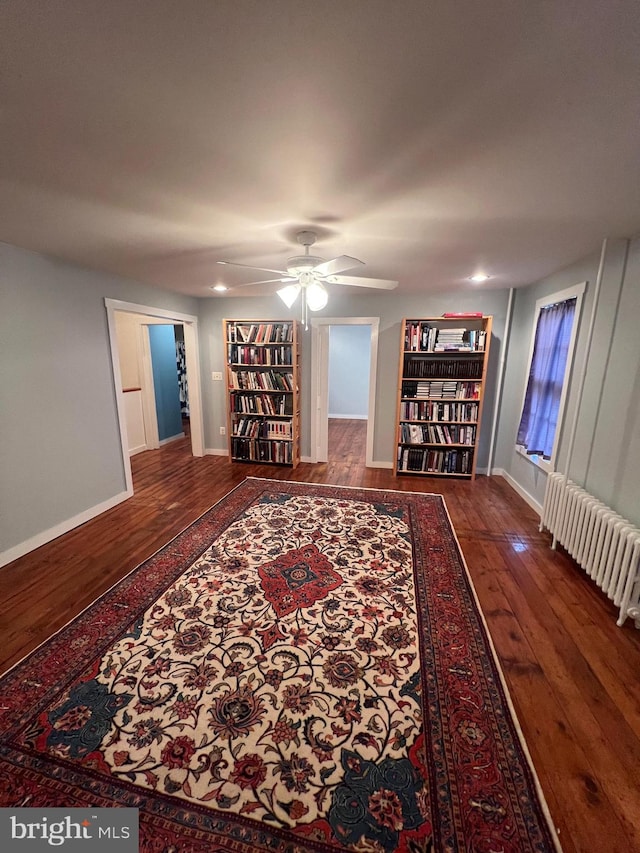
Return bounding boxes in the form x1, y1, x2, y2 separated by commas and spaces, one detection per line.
442, 312, 483, 318
408, 424, 422, 444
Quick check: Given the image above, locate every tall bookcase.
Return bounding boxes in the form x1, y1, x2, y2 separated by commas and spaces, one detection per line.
394, 315, 492, 479
224, 319, 300, 467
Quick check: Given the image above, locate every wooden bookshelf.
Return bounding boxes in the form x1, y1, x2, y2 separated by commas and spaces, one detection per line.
394, 315, 492, 479
224, 319, 301, 467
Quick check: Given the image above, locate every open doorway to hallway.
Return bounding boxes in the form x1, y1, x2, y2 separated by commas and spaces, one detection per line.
105, 298, 204, 497
310, 317, 379, 468
327, 324, 371, 465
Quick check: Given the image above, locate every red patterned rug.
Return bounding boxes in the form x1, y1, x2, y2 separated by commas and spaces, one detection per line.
0, 479, 560, 852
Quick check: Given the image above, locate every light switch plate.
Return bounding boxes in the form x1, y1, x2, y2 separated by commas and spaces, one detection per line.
212, 371, 223, 380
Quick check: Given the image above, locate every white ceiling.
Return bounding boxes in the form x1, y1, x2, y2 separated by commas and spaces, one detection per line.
1, 0, 639, 298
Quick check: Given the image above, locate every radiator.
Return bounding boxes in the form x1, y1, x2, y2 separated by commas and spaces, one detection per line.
540, 472, 640, 628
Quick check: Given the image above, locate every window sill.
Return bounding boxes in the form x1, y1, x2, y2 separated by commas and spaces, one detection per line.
516, 445, 553, 474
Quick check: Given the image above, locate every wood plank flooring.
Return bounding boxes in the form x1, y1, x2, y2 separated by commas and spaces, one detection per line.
1, 420, 639, 852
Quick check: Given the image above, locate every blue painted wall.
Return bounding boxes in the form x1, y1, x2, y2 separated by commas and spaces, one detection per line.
329, 325, 371, 418
148, 324, 183, 441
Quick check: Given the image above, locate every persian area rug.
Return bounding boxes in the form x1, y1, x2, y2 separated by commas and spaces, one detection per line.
0, 478, 560, 852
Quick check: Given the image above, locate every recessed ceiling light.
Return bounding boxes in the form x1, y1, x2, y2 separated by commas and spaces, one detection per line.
210, 284, 228, 292
469, 273, 491, 283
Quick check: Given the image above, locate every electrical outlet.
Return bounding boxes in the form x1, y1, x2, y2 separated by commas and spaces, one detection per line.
212, 371, 223, 381
220, 426, 226, 435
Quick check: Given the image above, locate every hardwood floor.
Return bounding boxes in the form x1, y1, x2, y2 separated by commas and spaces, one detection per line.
328, 417, 366, 463
1, 425, 639, 852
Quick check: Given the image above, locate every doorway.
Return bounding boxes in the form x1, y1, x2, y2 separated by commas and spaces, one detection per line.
327, 325, 371, 464
105, 299, 204, 496
173, 324, 191, 441
310, 317, 379, 466
147, 322, 187, 445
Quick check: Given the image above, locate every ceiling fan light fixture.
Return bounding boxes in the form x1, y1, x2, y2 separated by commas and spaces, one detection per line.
217, 230, 396, 329
305, 281, 328, 311
277, 283, 301, 308
305, 281, 329, 311
288, 262, 322, 281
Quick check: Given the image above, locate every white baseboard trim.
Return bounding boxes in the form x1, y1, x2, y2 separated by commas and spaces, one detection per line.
328, 414, 368, 420
129, 444, 147, 456
0, 489, 132, 569
300, 455, 313, 463
491, 468, 543, 516
159, 432, 185, 446
205, 448, 229, 456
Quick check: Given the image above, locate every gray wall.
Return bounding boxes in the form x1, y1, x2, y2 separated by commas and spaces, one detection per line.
198, 289, 510, 464
8, 232, 634, 561
497, 237, 640, 527
329, 325, 371, 418
0, 242, 198, 555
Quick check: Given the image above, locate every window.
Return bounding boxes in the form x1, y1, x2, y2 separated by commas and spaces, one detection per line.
516, 283, 585, 469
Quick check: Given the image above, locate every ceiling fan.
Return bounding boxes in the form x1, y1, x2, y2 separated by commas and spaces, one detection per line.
217, 230, 398, 327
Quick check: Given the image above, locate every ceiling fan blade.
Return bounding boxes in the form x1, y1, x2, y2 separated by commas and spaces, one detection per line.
217, 260, 290, 276
326, 274, 398, 290
232, 277, 296, 288
313, 255, 364, 276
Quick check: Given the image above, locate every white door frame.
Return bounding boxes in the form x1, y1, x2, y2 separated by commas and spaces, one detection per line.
310, 317, 379, 466
105, 298, 204, 495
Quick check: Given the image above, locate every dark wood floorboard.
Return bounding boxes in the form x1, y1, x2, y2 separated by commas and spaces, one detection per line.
1, 424, 639, 852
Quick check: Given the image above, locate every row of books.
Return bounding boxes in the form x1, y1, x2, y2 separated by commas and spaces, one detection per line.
405, 322, 437, 352
404, 322, 486, 353
227, 323, 293, 344
397, 446, 473, 474
399, 401, 479, 421
403, 355, 484, 379
229, 393, 293, 415
228, 344, 292, 366
398, 423, 477, 445
231, 437, 294, 464
402, 380, 481, 400
229, 370, 294, 392
232, 417, 293, 440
